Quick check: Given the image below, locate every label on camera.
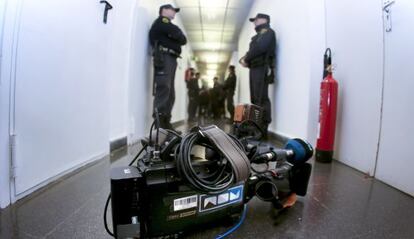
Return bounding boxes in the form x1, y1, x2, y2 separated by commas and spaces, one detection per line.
199, 185, 244, 212
173, 195, 198, 211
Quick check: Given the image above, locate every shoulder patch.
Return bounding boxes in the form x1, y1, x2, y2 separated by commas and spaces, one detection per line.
260, 29, 268, 34
162, 17, 170, 23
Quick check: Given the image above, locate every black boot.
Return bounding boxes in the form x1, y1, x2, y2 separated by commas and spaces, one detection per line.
165, 116, 182, 135
154, 115, 169, 129
261, 123, 269, 140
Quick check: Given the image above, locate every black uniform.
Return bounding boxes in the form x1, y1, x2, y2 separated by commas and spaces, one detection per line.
223, 72, 237, 119
186, 76, 199, 121
212, 81, 225, 119
244, 23, 276, 131
149, 16, 187, 128
198, 86, 210, 118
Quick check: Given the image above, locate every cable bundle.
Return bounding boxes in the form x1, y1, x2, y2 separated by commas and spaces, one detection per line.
175, 130, 244, 193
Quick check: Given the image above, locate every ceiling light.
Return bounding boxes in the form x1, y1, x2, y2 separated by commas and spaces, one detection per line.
204, 53, 219, 63
206, 69, 217, 76
206, 12, 217, 20
200, 0, 225, 8
207, 64, 218, 70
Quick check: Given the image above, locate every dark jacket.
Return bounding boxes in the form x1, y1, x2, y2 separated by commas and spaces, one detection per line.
212, 82, 225, 101
245, 23, 276, 67
187, 78, 199, 97
223, 73, 236, 95
149, 16, 187, 54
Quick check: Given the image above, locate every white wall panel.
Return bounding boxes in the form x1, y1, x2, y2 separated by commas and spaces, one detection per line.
237, 0, 316, 139
108, 0, 136, 141
376, 0, 414, 196
325, 0, 383, 175
11, 0, 110, 195
0, 0, 194, 207
0, 0, 13, 208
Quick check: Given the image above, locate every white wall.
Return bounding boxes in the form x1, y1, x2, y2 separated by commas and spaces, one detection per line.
237, 0, 321, 139
0, 0, 12, 209
325, 0, 384, 175
0, 0, 193, 208
9, 0, 111, 197
306, 0, 327, 145
108, 0, 136, 142
114, 0, 193, 144
375, 0, 414, 196
236, 0, 384, 178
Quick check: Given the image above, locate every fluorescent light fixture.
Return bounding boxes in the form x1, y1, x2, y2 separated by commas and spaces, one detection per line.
206, 69, 217, 76
204, 53, 219, 63
200, 0, 225, 8
206, 12, 217, 20
207, 64, 218, 70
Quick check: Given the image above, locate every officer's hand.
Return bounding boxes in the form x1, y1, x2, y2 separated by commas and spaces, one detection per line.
239, 56, 248, 68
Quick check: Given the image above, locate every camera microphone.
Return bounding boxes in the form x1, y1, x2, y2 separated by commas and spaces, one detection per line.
253, 138, 313, 165
254, 149, 294, 162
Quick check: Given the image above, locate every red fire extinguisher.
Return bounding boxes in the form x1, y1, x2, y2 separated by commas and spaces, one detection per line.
316, 48, 338, 163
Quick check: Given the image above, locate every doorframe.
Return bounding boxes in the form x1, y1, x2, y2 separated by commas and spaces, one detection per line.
373, 1, 388, 178
0, 0, 25, 208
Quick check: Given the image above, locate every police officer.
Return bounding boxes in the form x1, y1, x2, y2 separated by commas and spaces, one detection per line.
239, 13, 276, 137
187, 72, 200, 122
212, 77, 225, 119
149, 4, 187, 129
223, 65, 237, 120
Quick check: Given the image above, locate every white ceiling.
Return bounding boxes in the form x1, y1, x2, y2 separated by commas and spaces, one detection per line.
175, 0, 254, 78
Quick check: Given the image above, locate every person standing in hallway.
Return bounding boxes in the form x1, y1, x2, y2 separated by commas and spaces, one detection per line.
198, 83, 210, 119
239, 13, 276, 137
187, 72, 200, 122
212, 77, 225, 119
223, 65, 237, 120
149, 4, 187, 129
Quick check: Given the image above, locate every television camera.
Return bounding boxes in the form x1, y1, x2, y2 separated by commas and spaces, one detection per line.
104, 104, 313, 238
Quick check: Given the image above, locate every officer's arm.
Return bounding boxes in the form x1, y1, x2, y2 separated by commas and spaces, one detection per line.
162, 23, 187, 45
245, 31, 274, 62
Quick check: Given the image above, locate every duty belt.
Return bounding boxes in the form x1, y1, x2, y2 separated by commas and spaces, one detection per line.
158, 46, 180, 57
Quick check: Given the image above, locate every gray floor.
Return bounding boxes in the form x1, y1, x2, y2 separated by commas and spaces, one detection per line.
1, 121, 414, 239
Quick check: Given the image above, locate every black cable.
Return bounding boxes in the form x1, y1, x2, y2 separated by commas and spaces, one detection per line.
129, 145, 148, 166
104, 194, 114, 237
175, 131, 242, 193
154, 108, 160, 152
148, 121, 155, 146
104, 145, 147, 237
166, 128, 180, 137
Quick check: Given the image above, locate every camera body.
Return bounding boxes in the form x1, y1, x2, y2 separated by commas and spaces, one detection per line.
111, 164, 246, 238
109, 105, 313, 239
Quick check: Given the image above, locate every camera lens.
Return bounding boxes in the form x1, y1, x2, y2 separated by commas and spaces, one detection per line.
255, 180, 278, 201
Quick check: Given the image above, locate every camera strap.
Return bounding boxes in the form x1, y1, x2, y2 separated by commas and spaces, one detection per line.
200, 126, 250, 182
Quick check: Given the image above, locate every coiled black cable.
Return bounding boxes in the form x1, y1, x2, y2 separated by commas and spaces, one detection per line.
175, 130, 246, 193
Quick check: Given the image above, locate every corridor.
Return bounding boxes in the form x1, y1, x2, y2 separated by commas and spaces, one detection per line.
1, 0, 414, 238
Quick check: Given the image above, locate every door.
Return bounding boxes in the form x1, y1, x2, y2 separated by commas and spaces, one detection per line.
11, 0, 111, 197
376, 0, 414, 196
324, 0, 384, 175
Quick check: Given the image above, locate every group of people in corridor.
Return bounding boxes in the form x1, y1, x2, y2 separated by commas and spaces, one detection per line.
185, 66, 237, 122
150, 4, 276, 136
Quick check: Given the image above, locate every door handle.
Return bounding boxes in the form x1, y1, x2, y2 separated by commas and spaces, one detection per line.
383, 0, 396, 32
383, 0, 395, 11
100, 0, 113, 24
